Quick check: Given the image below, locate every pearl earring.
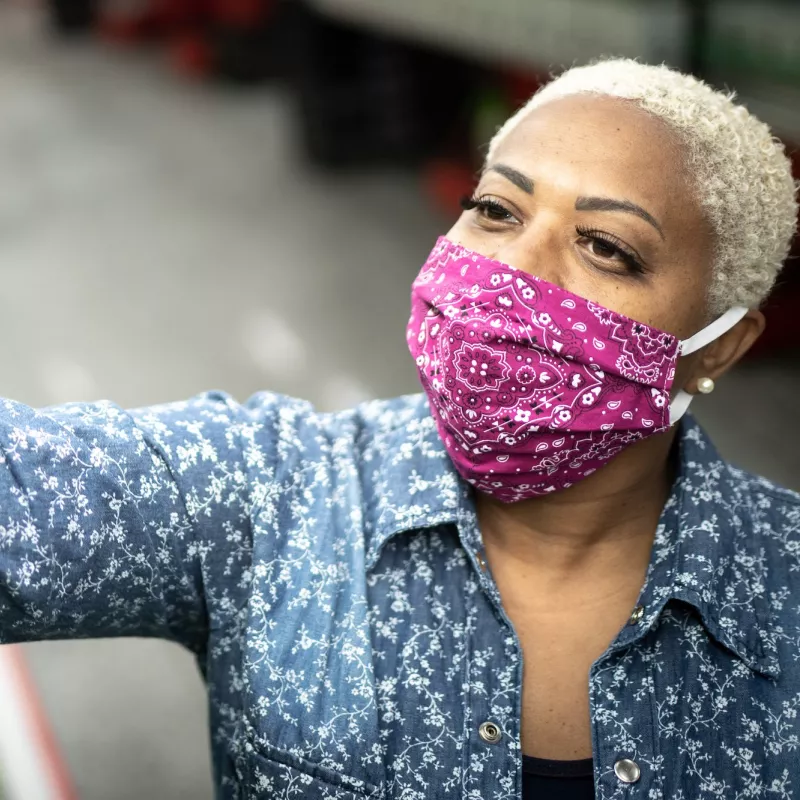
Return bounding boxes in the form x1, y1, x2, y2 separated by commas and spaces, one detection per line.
697, 377, 715, 394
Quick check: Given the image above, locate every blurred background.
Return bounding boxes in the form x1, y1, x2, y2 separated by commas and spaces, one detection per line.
0, 0, 798, 797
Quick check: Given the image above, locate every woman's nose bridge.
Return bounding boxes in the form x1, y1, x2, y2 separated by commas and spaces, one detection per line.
490, 220, 565, 284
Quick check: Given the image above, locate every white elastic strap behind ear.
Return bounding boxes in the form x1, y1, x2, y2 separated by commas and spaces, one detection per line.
669, 389, 695, 425
678, 306, 749, 356
669, 306, 749, 425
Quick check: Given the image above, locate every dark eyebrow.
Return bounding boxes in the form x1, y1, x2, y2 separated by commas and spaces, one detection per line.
575, 196, 664, 239
486, 164, 534, 194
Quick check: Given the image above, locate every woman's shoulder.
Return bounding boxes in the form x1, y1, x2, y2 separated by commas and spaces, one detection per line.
153, 390, 439, 491
725, 461, 800, 523
681, 417, 799, 516
129, 389, 432, 458
720, 463, 800, 590
678, 418, 799, 582
128, 388, 441, 549
236, 390, 433, 443
728, 464, 800, 505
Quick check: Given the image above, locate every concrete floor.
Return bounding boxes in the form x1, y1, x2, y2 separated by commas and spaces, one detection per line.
0, 3, 798, 799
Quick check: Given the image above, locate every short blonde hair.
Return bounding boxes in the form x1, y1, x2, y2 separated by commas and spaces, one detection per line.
487, 59, 798, 314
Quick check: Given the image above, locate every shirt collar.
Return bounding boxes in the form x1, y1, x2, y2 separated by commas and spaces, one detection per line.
639, 418, 781, 678
364, 394, 464, 565
364, 398, 780, 679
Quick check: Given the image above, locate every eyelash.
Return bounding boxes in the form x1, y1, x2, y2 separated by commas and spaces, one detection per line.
460, 194, 513, 222
460, 194, 646, 276
574, 225, 645, 275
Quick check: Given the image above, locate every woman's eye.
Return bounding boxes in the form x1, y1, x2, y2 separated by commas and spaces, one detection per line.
576, 226, 646, 276
587, 238, 621, 260
481, 202, 514, 222
460, 195, 518, 224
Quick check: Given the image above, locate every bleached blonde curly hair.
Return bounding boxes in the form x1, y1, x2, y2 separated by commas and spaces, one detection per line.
487, 58, 798, 314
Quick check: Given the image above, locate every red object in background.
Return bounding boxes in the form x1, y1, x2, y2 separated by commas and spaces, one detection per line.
96, 0, 216, 77
423, 68, 549, 218
98, 0, 274, 40
750, 144, 800, 359
424, 158, 476, 219
0, 647, 77, 800
97, 12, 149, 42
98, 0, 279, 81
209, 0, 273, 28
97, 0, 209, 43
169, 30, 215, 77
501, 69, 545, 109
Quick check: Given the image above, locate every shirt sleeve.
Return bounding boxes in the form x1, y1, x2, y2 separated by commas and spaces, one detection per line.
0, 390, 297, 654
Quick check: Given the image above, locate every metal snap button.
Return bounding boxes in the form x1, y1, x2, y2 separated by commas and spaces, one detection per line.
614, 758, 641, 783
478, 721, 502, 744
628, 604, 645, 625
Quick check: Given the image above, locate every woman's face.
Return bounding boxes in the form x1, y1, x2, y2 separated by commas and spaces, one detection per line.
447, 94, 715, 341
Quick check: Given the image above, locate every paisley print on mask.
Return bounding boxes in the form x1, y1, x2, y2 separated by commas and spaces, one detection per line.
408, 237, 679, 501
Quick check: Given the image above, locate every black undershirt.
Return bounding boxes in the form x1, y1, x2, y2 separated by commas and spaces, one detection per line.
522, 755, 594, 800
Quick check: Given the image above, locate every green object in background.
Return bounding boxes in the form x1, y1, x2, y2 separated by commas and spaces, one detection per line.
471, 86, 513, 160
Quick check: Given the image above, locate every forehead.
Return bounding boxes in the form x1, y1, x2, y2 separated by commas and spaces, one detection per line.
489, 94, 698, 226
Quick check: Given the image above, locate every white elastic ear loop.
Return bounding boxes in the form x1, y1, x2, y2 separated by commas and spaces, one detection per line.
678, 306, 749, 356
669, 390, 695, 425
669, 306, 749, 425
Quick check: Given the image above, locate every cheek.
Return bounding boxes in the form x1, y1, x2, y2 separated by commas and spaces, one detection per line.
642, 222, 715, 335
444, 214, 486, 250
640, 269, 710, 338
593, 253, 712, 337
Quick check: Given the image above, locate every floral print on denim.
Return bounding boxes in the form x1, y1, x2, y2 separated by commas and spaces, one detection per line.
1, 391, 799, 798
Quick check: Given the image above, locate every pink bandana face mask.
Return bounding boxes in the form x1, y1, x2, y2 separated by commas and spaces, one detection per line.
407, 237, 747, 502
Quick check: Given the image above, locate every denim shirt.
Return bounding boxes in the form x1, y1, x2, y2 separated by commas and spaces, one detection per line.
1, 391, 798, 799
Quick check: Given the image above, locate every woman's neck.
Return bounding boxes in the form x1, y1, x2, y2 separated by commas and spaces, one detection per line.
475, 430, 677, 594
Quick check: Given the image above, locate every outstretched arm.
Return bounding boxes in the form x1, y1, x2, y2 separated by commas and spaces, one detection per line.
0, 390, 293, 654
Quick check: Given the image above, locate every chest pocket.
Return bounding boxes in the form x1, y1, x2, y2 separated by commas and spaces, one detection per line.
232, 742, 383, 800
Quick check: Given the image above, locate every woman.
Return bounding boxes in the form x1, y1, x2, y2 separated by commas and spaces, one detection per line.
1, 58, 798, 800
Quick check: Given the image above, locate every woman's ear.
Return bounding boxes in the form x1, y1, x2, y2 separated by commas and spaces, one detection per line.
684, 309, 765, 393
